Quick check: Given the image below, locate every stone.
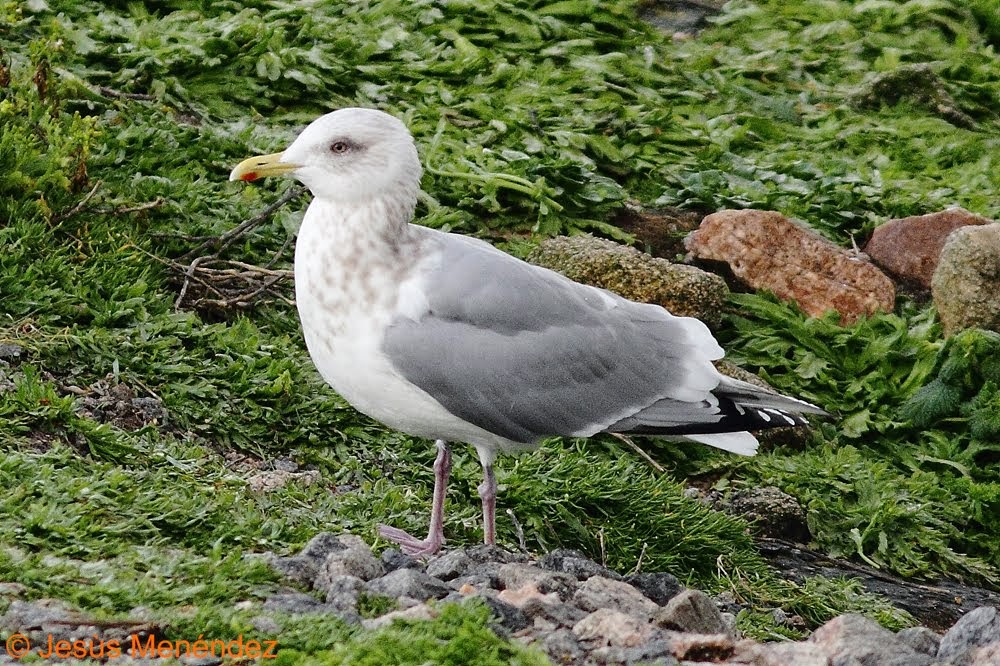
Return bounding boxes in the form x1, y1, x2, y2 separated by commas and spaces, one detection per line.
573, 608, 655, 648
426, 549, 474, 581
625, 572, 683, 606
538, 548, 622, 581
528, 233, 729, 328
896, 626, 941, 656
246, 469, 321, 493
261, 591, 327, 615
497, 582, 562, 609
612, 204, 702, 259
268, 532, 341, 586
590, 639, 679, 665
932, 224, 1000, 336
520, 594, 587, 629
364, 568, 451, 601
361, 602, 437, 630
464, 544, 527, 565
541, 628, 587, 664
730, 638, 830, 666
666, 632, 734, 662
479, 595, 531, 634
249, 615, 282, 634
724, 485, 810, 543
809, 613, 935, 666
381, 548, 422, 573
685, 209, 895, 324
865, 208, 991, 290
496, 562, 577, 600
314, 536, 384, 586
963, 642, 1000, 666
655, 589, 727, 634
0, 344, 24, 362
938, 606, 1000, 662
849, 63, 976, 129
322, 574, 364, 610
572, 575, 660, 621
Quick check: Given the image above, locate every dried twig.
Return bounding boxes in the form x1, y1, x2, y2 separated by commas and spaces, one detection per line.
50, 180, 102, 223
609, 432, 665, 473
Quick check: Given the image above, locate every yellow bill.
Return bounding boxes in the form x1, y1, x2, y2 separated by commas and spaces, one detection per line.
229, 152, 300, 182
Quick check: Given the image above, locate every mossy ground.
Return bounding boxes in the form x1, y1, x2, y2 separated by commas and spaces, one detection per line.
1, 0, 998, 660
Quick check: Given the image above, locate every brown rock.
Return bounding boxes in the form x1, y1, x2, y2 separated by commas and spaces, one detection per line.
572, 608, 654, 648
931, 224, 1000, 336
612, 204, 703, 259
685, 209, 895, 323
865, 208, 991, 289
667, 632, 734, 661
730, 638, 830, 665
527, 234, 729, 327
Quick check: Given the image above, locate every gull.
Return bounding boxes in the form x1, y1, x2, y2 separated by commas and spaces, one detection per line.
230, 108, 826, 556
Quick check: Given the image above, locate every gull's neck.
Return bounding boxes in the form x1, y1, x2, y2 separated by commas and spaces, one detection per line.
293, 190, 423, 332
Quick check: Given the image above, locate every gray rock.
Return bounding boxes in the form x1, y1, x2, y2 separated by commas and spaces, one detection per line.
497, 562, 577, 600
323, 574, 364, 610
541, 628, 587, 664
654, 589, 727, 634
521, 596, 587, 628
809, 613, 935, 666
269, 532, 343, 586
314, 536, 383, 587
365, 567, 451, 601
249, 615, 282, 634
0, 344, 24, 362
538, 548, 622, 581
465, 544, 528, 565
480, 595, 531, 634
938, 606, 1000, 662
897, 626, 941, 656
573, 575, 660, 621
932, 224, 1000, 336
732, 640, 831, 666
262, 591, 326, 615
625, 572, 683, 606
450, 573, 497, 591
590, 640, 678, 665
381, 548, 422, 573
426, 549, 473, 581
725, 485, 810, 542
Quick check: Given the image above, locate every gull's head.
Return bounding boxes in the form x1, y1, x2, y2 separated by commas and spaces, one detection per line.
229, 108, 422, 202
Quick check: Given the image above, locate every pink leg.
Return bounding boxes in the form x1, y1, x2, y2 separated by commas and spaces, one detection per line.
378, 440, 451, 557
478, 463, 496, 546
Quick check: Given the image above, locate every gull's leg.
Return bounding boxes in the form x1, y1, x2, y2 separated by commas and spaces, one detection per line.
378, 440, 451, 557
478, 462, 497, 546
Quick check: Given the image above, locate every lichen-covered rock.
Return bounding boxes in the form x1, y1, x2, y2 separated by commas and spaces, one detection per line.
865, 208, 991, 290
655, 589, 728, 635
931, 224, 1000, 336
527, 233, 729, 327
724, 486, 810, 543
937, 606, 1000, 663
685, 209, 895, 323
849, 63, 976, 129
809, 613, 935, 666
612, 204, 702, 259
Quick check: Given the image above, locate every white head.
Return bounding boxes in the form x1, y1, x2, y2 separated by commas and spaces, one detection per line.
230, 108, 422, 203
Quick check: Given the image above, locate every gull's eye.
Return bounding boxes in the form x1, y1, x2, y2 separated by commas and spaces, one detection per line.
330, 141, 351, 154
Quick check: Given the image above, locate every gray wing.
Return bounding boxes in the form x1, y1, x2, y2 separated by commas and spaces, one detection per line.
381, 231, 725, 444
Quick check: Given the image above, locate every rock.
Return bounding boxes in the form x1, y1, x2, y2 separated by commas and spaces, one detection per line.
541, 628, 587, 664
685, 209, 895, 324
464, 544, 528, 565
591, 639, 679, 665
612, 204, 703, 259
479, 595, 531, 634
538, 548, 622, 581
520, 593, 587, 629
314, 535, 384, 587
381, 548, 422, 573
897, 626, 941, 656
247, 469, 321, 493
666, 632, 734, 662
850, 63, 976, 129
625, 572, 683, 606
496, 562, 577, 600
322, 574, 364, 610
865, 208, 991, 290
809, 613, 935, 666
361, 602, 438, 630
527, 233, 729, 327
724, 486, 810, 542
938, 606, 1000, 663
932, 224, 1000, 336
249, 615, 282, 634
731, 639, 830, 666
0, 343, 24, 362
572, 575, 660, 621
573, 608, 655, 648
427, 549, 474, 580
364, 568, 451, 601
261, 591, 327, 615
268, 532, 341, 586
498, 582, 562, 609
962, 642, 1000, 666
655, 589, 727, 635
